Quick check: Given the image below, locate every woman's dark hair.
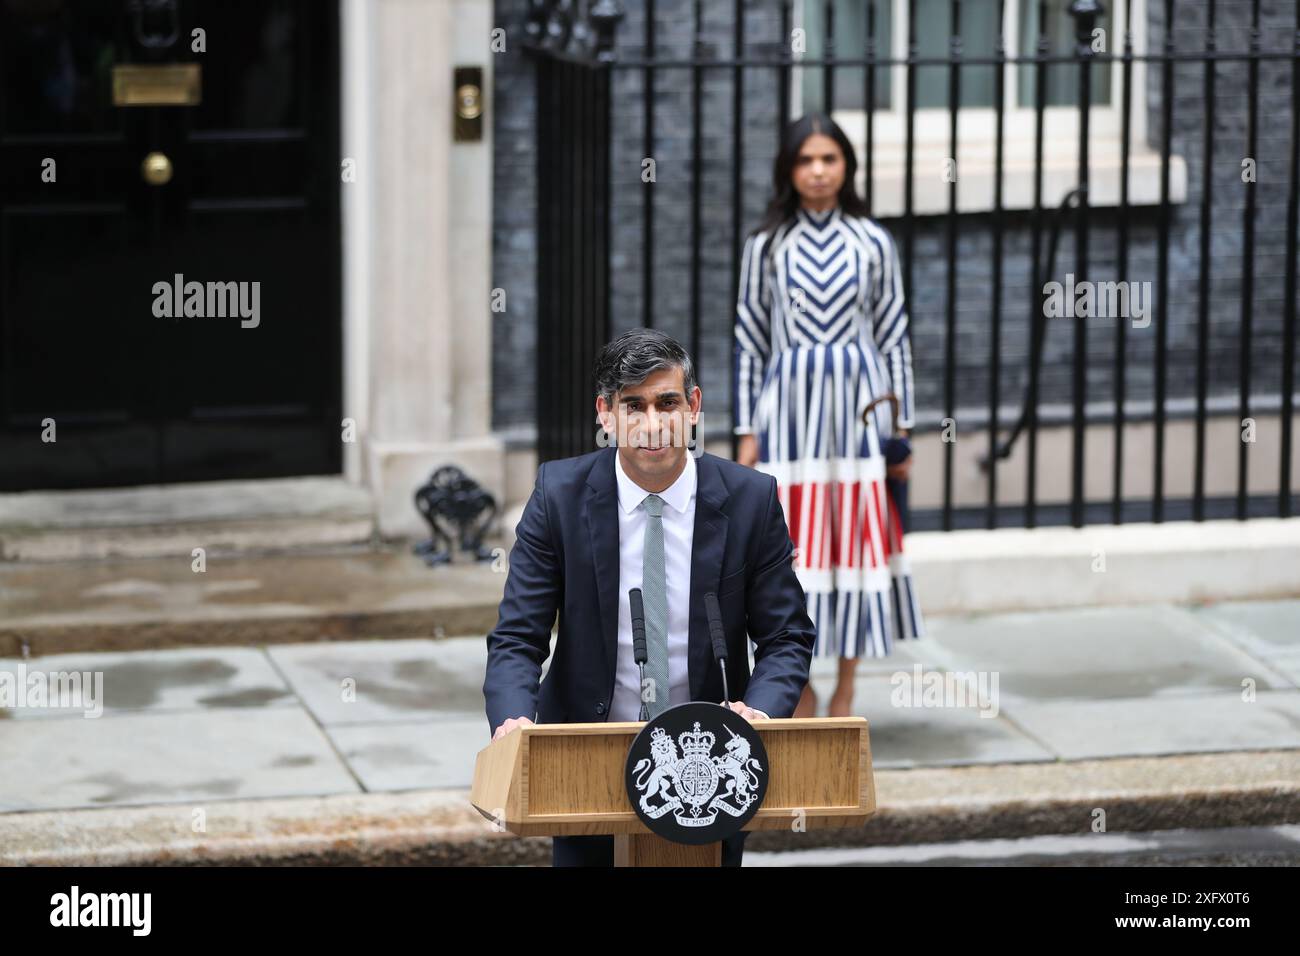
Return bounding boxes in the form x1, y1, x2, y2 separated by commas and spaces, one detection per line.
593, 328, 698, 405
752, 111, 871, 239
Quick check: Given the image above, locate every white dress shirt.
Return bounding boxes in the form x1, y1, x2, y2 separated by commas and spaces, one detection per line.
609, 450, 696, 722
607, 450, 770, 722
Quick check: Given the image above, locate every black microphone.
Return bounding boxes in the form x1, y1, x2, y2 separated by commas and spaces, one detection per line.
630, 588, 647, 664
704, 592, 731, 707
630, 588, 649, 721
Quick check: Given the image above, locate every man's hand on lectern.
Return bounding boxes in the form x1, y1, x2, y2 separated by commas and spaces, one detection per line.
727, 701, 769, 722
493, 716, 535, 741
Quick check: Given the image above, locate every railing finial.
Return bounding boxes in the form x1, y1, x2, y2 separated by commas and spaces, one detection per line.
1067, 0, 1105, 56
524, 0, 624, 63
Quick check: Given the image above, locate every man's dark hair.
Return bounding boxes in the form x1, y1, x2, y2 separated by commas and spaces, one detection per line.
593, 328, 698, 405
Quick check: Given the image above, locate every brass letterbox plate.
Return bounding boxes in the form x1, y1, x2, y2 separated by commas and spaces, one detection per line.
112, 64, 202, 107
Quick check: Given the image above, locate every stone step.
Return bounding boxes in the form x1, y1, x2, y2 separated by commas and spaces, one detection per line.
2, 750, 1296, 865
0, 547, 504, 657
0, 476, 378, 562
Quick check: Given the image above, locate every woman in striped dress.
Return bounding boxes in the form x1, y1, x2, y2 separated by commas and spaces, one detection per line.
733, 112, 924, 719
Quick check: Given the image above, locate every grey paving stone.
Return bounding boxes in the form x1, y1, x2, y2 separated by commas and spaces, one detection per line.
0, 708, 359, 812
915, 605, 1292, 703
328, 717, 489, 791
268, 638, 487, 725
0, 647, 293, 720
802, 674, 1055, 767
1006, 690, 1300, 760
805, 636, 933, 678
1193, 600, 1300, 687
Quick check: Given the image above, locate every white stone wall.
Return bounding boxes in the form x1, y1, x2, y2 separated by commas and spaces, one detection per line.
344, 0, 505, 537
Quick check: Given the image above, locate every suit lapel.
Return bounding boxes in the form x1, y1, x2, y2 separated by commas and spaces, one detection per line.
584, 447, 621, 688
586, 448, 732, 705
688, 453, 729, 701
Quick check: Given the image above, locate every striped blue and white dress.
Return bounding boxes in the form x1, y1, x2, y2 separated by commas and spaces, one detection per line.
733, 203, 924, 659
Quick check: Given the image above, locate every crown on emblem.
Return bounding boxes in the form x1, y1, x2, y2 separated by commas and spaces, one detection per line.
650, 726, 670, 746
678, 721, 715, 756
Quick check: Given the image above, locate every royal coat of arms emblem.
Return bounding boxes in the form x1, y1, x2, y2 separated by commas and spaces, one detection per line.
624, 701, 769, 844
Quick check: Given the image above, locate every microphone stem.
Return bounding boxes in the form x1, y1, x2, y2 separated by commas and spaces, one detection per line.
638, 661, 649, 721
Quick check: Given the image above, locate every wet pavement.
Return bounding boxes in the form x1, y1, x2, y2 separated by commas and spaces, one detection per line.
0, 547, 506, 656
745, 824, 1300, 866
1, 598, 1297, 813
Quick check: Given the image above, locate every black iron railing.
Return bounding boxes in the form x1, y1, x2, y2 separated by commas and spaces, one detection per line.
524, 0, 1300, 531
531, 47, 614, 464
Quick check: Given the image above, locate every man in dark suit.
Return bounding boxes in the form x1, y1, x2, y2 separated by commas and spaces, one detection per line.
483, 328, 815, 867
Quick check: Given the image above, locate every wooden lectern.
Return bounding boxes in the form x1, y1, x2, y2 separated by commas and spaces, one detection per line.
470, 717, 875, 867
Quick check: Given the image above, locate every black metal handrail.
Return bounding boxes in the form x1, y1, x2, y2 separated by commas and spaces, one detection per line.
980, 185, 1085, 472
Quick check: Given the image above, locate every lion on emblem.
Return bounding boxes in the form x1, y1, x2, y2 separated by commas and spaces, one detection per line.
632, 726, 680, 813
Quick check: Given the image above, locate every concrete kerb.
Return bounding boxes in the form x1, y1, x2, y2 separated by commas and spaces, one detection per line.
905, 518, 1300, 615
3, 750, 1296, 866
495, 515, 1300, 616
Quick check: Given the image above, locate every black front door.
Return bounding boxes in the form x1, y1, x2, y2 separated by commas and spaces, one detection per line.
0, 0, 341, 491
